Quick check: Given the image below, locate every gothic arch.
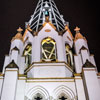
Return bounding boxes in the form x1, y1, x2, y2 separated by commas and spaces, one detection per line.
41, 37, 56, 45
65, 43, 74, 67
40, 36, 58, 53
53, 85, 76, 100
41, 37, 57, 61
23, 43, 32, 66
35, 31, 65, 62
25, 86, 50, 100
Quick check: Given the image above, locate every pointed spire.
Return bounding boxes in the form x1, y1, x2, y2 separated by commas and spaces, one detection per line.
26, 0, 67, 32
11, 27, 23, 42
74, 26, 87, 42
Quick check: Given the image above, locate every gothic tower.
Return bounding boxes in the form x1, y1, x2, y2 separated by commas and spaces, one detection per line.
0, 0, 100, 100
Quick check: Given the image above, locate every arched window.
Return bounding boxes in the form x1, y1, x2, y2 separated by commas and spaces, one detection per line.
33, 93, 43, 100
58, 93, 69, 100
23, 43, 32, 66
65, 43, 73, 67
41, 37, 57, 62
59, 96, 67, 100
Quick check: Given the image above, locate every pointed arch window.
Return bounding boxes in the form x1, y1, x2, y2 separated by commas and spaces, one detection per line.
59, 96, 67, 100
65, 43, 73, 67
23, 43, 32, 66
58, 93, 69, 100
33, 93, 43, 100
41, 37, 57, 62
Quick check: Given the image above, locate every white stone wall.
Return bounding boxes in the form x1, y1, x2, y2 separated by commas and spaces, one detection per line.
2, 55, 10, 73
14, 77, 86, 100
98, 76, 100, 86
10, 39, 23, 55
63, 31, 73, 48
18, 57, 25, 74
75, 76, 86, 100
24, 79, 76, 100
80, 49, 89, 64
1, 68, 18, 100
74, 39, 88, 55
74, 54, 82, 73
10, 50, 19, 64
83, 68, 100, 100
27, 62, 73, 78
89, 55, 96, 66
0, 77, 3, 97
15, 80, 26, 100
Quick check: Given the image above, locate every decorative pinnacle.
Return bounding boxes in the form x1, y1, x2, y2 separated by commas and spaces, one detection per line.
17, 27, 23, 33
11, 27, 23, 42
74, 26, 80, 33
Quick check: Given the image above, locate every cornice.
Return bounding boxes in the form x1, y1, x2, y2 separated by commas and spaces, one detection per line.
24, 61, 73, 74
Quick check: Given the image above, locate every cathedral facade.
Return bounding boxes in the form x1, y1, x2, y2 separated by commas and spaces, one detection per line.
0, 0, 100, 100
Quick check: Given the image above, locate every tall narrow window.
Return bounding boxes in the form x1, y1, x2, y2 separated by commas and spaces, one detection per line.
65, 44, 73, 67
23, 43, 32, 66
41, 37, 57, 61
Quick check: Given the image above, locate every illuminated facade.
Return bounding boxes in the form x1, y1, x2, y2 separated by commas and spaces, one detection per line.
0, 0, 100, 100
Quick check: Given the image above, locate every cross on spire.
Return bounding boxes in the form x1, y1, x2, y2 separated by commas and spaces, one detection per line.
74, 26, 80, 33
17, 27, 23, 33
59, 96, 67, 100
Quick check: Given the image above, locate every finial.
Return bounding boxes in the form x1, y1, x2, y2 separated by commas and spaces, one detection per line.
11, 27, 23, 42
17, 27, 23, 33
74, 26, 87, 42
74, 26, 80, 33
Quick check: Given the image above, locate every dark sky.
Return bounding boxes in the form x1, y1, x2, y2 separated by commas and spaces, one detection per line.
0, 0, 100, 72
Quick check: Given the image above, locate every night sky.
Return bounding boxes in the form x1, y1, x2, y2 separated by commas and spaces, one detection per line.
0, 0, 100, 72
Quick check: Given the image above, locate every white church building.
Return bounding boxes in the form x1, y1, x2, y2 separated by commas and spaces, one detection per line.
0, 0, 100, 100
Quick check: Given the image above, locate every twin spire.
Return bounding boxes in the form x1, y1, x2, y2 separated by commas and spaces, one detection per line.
26, 0, 67, 32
